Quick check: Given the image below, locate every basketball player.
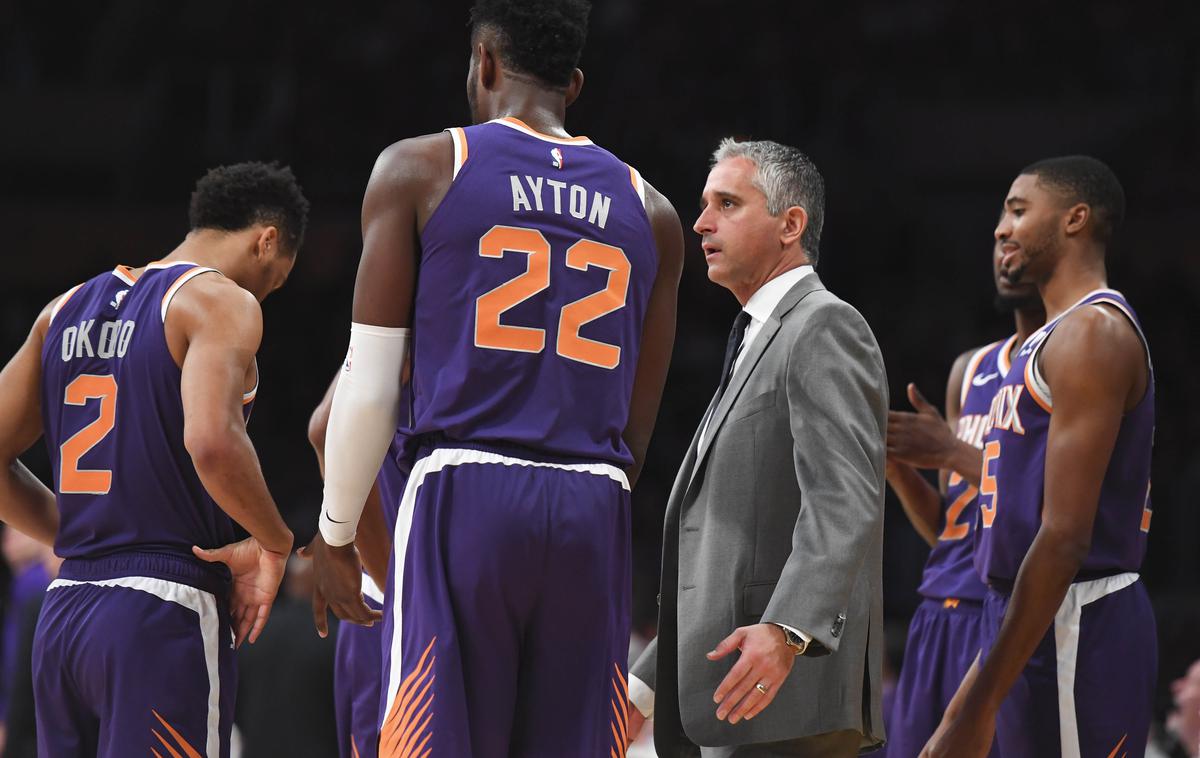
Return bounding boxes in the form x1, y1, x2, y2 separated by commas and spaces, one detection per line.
303, 1, 685, 754
307, 374, 409, 758
0, 162, 306, 757
883, 240, 1044, 757
923, 157, 1155, 758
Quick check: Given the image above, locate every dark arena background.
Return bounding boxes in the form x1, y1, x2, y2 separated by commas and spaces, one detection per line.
2, 1, 1198, 755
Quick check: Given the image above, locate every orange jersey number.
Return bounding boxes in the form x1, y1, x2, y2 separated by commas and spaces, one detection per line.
979, 440, 1000, 528
59, 374, 118, 494
475, 226, 552, 354
474, 225, 631, 369
940, 472, 977, 541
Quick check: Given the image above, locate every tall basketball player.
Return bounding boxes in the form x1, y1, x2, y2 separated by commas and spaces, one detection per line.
303, 1, 685, 755
924, 157, 1156, 758
883, 240, 1044, 757
0, 162, 306, 757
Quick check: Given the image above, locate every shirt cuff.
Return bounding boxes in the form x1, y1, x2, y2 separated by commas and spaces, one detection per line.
773, 623, 813, 645
628, 674, 655, 719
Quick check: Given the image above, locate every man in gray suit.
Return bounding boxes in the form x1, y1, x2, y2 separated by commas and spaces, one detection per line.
627, 139, 888, 757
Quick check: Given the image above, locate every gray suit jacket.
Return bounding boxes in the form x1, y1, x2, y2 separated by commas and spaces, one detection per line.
631, 274, 887, 755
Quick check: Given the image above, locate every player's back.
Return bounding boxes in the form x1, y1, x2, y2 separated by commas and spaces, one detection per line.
409, 118, 657, 465
40, 261, 247, 571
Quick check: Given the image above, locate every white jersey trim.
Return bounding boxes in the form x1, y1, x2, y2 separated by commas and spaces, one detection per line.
361, 571, 384, 605
1025, 288, 1131, 409
48, 284, 85, 327
628, 165, 647, 207
488, 117, 594, 146
48, 575, 224, 758
161, 267, 222, 323
447, 127, 469, 181
1053, 572, 1139, 758
959, 339, 1002, 408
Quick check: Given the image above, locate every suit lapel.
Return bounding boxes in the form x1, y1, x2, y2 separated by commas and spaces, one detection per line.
685, 274, 827, 493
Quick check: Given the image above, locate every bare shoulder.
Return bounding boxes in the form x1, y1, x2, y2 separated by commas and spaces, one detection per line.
170, 273, 262, 337
369, 133, 454, 191
1044, 304, 1143, 371
641, 179, 684, 273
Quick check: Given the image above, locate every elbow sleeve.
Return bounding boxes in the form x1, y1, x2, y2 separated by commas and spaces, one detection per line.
318, 323, 409, 546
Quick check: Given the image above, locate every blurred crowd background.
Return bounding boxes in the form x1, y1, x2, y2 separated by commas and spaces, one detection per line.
2, 1, 1198, 755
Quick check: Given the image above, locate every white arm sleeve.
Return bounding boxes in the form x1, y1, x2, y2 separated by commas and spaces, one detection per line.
318, 323, 409, 546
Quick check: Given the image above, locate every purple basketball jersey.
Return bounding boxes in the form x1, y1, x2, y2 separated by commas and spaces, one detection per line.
40, 262, 253, 563
407, 118, 657, 465
917, 335, 1017, 601
975, 290, 1153, 584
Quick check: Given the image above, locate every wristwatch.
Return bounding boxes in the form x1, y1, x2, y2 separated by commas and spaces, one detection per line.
775, 624, 809, 656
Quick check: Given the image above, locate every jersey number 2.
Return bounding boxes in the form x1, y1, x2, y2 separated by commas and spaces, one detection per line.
940, 473, 976, 541
60, 374, 117, 495
474, 225, 631, 370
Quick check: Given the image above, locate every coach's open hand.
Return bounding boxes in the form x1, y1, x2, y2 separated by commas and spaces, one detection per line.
194, 536, 290, 648
708, 624, 796, 724
299, 533, 383, 638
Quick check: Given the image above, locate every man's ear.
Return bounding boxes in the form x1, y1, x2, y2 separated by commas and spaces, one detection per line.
478, 41, 499, 91
256, 226, 279, 259
780, 205, 808, 248
1063, 203, 1090, 237
564, 68, 585, 108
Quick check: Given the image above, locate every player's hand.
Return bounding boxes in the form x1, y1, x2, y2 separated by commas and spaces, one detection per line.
627, 704, 646, 745
919, 703, 996, 758
707, 624, 796, 724
193, 536, 290, 648
298, 532, 382, 637
887, 383, 957, 469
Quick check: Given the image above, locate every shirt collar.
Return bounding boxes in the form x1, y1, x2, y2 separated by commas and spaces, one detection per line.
742, 266, 814, 324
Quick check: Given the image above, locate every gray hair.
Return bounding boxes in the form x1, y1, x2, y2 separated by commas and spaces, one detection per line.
712, 138, 825, 264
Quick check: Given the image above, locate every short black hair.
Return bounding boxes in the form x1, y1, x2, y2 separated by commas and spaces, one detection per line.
1021, 155, 1125, 245
188, 161, 310, 254
470, 0, 590, 89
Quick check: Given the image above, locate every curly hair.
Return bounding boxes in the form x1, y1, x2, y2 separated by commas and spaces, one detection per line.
470, 0, 591, 88
188, 162, 310, 254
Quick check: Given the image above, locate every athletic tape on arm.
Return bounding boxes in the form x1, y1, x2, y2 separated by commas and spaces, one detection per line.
318, 323, 409, 546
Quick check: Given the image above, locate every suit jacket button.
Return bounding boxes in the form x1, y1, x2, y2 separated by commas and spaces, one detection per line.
656, 593, 661, 606
831, 613, 846, 638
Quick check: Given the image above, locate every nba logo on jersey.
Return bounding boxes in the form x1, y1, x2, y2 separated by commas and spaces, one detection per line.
551, 147, 564, 169
110, 289, 128, 310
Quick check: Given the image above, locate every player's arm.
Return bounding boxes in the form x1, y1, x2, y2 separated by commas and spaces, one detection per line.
177, 280, 292, 553
621, 182, 684, 489
885, 350, 972, 546
307, 373, 391, 589
924, 308, 1145, 757
887, 350, 983, 488
302, 136, 442, 635
0, 301, 60, 546
173, 277, 294, 646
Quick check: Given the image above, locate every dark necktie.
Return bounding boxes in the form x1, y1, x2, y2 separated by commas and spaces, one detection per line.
717, 310, 753, 400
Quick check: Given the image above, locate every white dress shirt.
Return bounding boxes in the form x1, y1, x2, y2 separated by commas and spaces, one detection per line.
631, 266, 815, 719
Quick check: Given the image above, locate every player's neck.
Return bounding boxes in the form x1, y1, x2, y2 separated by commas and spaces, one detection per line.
488, 90, 570, 137
1039, 254, 1108, 321
1012, 307, 1046, 346
157, 231, 247, 275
